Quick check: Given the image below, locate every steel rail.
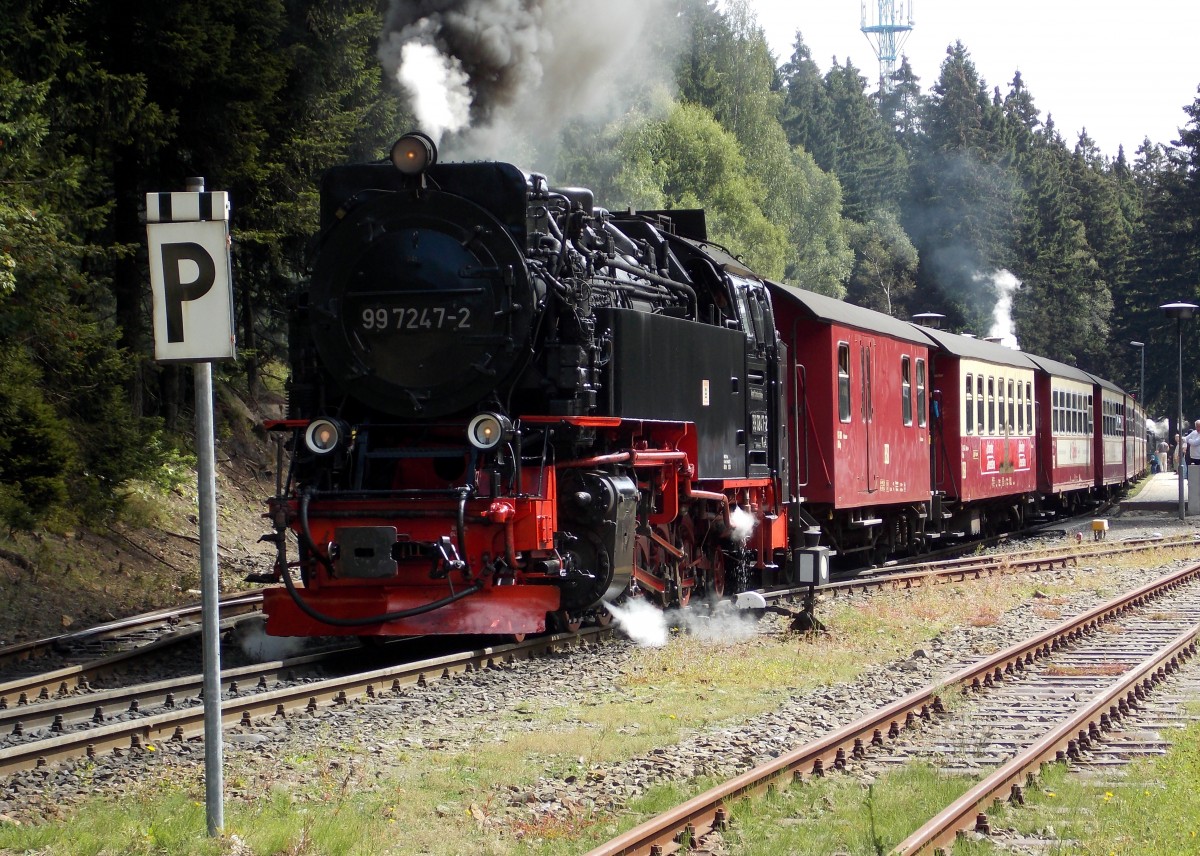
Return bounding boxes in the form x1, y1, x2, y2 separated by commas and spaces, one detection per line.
860, 532, 1197, 579
816, 536, 1200, 598
0, 612, 252, 709
891, 624, 1200, 855
0, 627, 606, 777
0, 644, 362, 734
0, 591, 264, 670
582, 562, 1200, 856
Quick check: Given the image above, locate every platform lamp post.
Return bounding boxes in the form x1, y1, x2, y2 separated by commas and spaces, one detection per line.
1160, 302, 1197, 520
1129, 341, 1145, 404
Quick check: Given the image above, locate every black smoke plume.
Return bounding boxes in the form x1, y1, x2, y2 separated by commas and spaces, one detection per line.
379, 0, 681, 166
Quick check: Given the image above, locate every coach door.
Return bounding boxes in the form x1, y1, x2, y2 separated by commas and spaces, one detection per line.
857, 335, 878, 494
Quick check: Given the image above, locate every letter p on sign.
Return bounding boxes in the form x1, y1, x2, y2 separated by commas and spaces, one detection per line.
146, 191, 236, 362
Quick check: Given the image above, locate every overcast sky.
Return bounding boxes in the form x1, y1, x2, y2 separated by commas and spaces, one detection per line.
739, 0, 1200, 160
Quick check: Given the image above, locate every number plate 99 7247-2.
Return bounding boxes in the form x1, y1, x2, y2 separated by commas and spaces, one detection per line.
360, 306, 472, 332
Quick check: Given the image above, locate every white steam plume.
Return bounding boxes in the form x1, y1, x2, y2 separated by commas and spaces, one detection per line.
604, 596, 764, 649
976, 268, 1022, 350
397, 41, 472, 141
379, 0, 681, 167
604, 598, 668, 648
672, 598, 760, 644
729, 506, 757, 545
232, 615, 308, 662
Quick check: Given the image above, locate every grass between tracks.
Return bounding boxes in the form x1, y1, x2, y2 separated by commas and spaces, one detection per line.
950, 708, 1200, 856
0, 557, 1193, 855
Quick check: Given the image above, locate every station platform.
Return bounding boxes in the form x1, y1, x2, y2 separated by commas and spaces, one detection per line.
1121, 470, 1192, 512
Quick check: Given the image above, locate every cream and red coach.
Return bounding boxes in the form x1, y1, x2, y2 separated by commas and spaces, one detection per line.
918, 329, 1039, 536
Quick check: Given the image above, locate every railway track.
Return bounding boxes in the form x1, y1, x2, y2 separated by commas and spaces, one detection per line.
2, 532, 1194, 782
0, 526, 1190, 845
0, 628, 610, 778
0, 590, 265, 676
583, 560, 1200, 856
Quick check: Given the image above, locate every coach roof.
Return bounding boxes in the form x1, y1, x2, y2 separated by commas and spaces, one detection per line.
767, 283, 933, 346
1023, 353, 1099, 386
912, 326, 1039, 370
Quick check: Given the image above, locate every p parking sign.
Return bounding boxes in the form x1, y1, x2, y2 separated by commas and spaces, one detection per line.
146, 191, 236, 362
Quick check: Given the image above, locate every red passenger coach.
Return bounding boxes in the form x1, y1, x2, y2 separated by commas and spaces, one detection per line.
919, 330, 1038, 535
1027, 355, 1096, 510
768, 284, 933, 559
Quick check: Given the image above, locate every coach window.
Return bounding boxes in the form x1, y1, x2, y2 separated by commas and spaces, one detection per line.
1052, 390, 1060, 433
1017, 383, 1024, 434
988, 377, 996, 434
837, 343, 851, 422
1007, 379, 1015, 432
916, 359, 927, 427
1088, 395, 1095, 434
901, 357, 913, 426
1025, 382, 1033, 433
965, 374, 974, 433
977, 376, 985, 434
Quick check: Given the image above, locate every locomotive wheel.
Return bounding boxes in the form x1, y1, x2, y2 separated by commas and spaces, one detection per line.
708, 545, 727, 597
633, 536, 657, 605
550, 610, 582, 633
673, 521, 696, 607
634, 535, 673, 609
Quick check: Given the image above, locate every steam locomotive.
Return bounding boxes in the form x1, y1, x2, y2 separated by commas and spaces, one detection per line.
258, 132, 1145, 640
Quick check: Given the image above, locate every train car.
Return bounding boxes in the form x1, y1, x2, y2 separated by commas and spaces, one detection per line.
1125, 395, 1148, 483
256, 134, 801, 640
918, 329, 1039, 536
253, 132, 1150, 642
1089, 372, 1127, 496
1026, 355, 1096, 511
766, 284, 934, 560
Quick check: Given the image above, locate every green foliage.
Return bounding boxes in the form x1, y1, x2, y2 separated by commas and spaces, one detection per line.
610, 101, 791, 278
0, 0, 408, 527
0, 345, 77, 529
846, 212, 919, 316
0, 0, 1198, 528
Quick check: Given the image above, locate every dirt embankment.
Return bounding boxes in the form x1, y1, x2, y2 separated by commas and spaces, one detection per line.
0, 387, 282, 645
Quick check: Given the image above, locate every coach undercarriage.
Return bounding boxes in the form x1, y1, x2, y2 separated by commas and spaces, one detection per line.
814, 492, 1051, 564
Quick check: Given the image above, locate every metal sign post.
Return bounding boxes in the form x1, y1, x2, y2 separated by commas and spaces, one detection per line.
146, 177, 236, 835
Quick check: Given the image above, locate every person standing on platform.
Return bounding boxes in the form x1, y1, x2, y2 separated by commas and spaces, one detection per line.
1174, 433, 1184, 473
1157, 438, 1169, 473
1186, 422, 1200, 476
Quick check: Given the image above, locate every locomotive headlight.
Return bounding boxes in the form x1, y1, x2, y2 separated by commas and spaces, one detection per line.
391, 132, 438, 175
467, 412, 512, 451
305, 418, 346, 455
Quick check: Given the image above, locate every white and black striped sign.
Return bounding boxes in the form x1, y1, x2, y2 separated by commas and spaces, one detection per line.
146, 191, 236, 362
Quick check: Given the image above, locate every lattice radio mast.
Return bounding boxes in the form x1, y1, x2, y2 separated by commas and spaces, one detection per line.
861, 0, 914, 93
